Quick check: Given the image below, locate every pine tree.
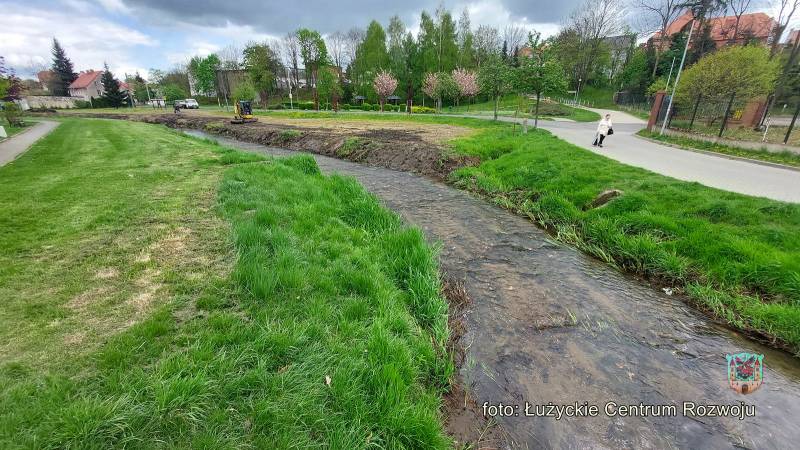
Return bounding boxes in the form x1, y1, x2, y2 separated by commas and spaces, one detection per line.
100, 63, 126, 108
50, 38, 77, 96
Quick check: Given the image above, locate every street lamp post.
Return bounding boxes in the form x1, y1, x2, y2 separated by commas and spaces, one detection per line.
660, 20, 695, 136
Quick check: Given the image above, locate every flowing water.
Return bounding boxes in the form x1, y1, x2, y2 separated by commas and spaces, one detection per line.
187, 131, 800, 449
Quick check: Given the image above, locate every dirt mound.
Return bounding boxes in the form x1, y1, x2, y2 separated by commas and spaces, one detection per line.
67, 112, 480, 179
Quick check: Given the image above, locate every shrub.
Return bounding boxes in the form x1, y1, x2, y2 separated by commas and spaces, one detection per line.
3, 102, 23, 126
74, 100, 92, 109
342, 103, 351, 111
411, 106, 436, 114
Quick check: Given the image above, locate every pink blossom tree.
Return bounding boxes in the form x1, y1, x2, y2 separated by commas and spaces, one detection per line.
422, 72, 439, 110
373, 71, 398, 112
452, 68, 479, 109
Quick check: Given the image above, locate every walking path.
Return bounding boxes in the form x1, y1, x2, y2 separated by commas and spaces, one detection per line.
0, 121, 59, 167
457, 109, 800, 203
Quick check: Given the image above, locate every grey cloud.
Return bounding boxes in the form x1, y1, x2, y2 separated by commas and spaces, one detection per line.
500, 0, 585, 24
122, 0, 433, 33
121, 0, 583, 34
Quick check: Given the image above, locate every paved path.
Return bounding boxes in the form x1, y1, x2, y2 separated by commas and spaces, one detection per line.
460, 108, 800, 203
0, 121, 59, 167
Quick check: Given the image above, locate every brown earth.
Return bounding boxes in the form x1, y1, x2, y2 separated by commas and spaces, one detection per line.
64, 112, 480, 179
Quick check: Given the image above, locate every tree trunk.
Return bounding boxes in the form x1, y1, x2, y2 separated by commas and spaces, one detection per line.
534, 92, 540, 129
493, 94, 499, 120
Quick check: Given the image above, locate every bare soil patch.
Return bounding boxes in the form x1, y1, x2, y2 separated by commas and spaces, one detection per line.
66, 112, 480, 179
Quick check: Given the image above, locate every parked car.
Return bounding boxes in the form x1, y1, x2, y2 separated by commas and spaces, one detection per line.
184, 99, 199, 109
173, 100, 187, 109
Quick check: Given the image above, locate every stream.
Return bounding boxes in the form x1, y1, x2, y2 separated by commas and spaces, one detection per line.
187, 130, 800, 449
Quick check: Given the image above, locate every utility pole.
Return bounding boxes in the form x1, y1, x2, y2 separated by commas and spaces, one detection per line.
664, 57, 676, 90
660, 20, 695, 136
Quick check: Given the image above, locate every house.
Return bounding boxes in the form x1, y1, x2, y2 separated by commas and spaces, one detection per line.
650, 11, 777, 50
68, 70, 129, 101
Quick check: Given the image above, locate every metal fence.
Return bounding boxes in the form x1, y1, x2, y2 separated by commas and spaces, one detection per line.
652, 93, 800, 145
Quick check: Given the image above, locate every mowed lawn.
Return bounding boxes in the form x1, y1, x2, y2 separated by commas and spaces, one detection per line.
0, 119, 452, 448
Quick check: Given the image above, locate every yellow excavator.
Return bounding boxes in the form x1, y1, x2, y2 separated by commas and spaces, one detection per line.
231, 100, 258, 124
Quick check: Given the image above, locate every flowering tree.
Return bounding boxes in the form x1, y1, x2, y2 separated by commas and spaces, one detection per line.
452, 68, 479, 109
422, 72, 439, 109
372, 71, 398, 112
422, 72, 456, 112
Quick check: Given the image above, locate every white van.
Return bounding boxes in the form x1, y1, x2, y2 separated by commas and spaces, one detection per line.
184, 99, 199, 109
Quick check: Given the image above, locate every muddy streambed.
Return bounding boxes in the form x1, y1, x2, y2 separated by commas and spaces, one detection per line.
188, 130, 800, 449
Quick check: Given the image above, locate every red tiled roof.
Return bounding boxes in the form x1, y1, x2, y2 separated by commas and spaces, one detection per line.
68, 70, 101, 89
118, 81, 130, 91
653, 11, 777, 44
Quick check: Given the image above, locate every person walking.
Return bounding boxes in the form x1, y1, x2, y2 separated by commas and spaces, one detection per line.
593, 114, 613, 147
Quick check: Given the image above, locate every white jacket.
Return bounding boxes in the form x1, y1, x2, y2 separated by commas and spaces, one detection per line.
597, 118, 612, 135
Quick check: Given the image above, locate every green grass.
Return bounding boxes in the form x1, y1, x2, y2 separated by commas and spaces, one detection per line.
669, 118, 800, 147
0, 119, 452, 447
447, 94, 600, 122
638, 129, 800, 168
446, 125, 800, 352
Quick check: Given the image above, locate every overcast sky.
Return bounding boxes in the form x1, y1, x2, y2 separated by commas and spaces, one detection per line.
0, 0, 585, 78
0, 0, 788, 80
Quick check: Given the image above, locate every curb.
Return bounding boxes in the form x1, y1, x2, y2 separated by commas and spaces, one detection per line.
634, 133, 800, 173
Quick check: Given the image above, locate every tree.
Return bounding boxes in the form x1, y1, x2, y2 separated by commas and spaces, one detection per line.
478, 55, 513, 120
676, 46, 779, 109
422, 72, 456, 111
680, 0, 727, 61
633, 0, 682, 77
352, 21, 389, 100
243, 43, 281, 108
503, 26, 526, 55
188, 54, 220, 97
232, 79, 257, 103
49, 38, 77, 96
282, 32, 301, 88
316, 65, 342, 110
771, 0, 800, 57
452, 68, 478, 108
435, 6, 460, 72
726, 0, 754, 43
457, 9, 475, 68
373, 71, 398, 111
297, 28, 328, 109
512, 33, 567, 130
163, 84, 187, 102
0, 57, 9, 98
473, 25, 500, 68
326, 31, 346, 70
100, 63, 126, 108
0, 56, 23, 99
556, 0, 626, 86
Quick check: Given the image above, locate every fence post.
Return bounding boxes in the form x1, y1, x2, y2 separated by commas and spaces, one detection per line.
784, 101, 800, 144
719, 91, 736, 138
689, 94, 702, 131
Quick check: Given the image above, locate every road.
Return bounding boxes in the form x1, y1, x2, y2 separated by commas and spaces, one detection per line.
0, 121, 59, 167
189, 130, 800, 450
459, 108, 800, 203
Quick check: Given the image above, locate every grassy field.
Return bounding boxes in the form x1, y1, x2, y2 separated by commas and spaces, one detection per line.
446, 94, 601, 122
0, 119, 452, 447
638, 129, 800, 168
57, 97, 602, 123
446, 125, 800, 351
